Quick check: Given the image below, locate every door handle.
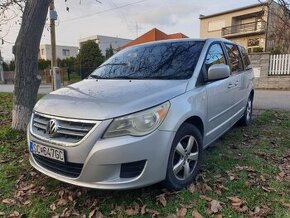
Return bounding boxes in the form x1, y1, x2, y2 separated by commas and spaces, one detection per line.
235, 80, 239, 86
228, 83, 234, 88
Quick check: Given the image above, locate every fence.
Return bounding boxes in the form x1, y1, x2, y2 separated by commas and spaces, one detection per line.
1, 68, 69, 84
249, 53, 290, 90
269, 54, 290, 76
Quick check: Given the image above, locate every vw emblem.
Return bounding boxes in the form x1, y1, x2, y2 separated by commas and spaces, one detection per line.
46, 119, 59, 137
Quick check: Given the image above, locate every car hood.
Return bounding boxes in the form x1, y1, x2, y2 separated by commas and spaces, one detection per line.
34, 79, 188, 120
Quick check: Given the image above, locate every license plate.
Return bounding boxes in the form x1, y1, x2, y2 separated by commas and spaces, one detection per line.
30, 142, 65, 163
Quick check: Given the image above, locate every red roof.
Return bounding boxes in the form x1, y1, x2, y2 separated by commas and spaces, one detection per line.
120, 28, 188, 50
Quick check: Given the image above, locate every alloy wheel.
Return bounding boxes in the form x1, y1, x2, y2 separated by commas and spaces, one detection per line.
246, 99, 252, 121
172, 135, 199, 180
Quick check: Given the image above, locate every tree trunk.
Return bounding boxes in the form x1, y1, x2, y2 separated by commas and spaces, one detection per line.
12, 0, 51, 131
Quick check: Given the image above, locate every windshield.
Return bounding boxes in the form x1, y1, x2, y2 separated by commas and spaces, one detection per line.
90, 41, 205, 80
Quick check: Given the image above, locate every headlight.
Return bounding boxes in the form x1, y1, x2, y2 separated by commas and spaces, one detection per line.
103, 102, 170, 138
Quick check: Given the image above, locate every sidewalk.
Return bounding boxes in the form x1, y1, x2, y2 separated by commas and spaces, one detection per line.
0, 84, 52, 94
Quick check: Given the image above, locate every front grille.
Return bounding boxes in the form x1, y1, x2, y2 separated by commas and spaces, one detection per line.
31, 113, 98, 145
33, 154, 83, 178
120, 160, 146, 178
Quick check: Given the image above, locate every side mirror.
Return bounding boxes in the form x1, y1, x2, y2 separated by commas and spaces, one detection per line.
208, 64, 230, 81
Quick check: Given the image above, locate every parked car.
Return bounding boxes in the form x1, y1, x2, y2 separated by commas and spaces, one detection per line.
28, 38, 254, 190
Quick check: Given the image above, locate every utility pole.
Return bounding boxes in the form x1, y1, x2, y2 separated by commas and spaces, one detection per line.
0, 50, 4, 83
50, 0, 57, 90
50, 0, 57, 68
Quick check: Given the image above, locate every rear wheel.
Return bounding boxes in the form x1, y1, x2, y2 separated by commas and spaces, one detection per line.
239, 95, 253, 126
163, 123, 203, 190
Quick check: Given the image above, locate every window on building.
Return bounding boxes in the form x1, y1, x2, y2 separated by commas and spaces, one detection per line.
62, 49, 70, 56
204, 43, 226, 71
247, 38, 260, 47
41, 49, 44, 55
224, 43, 243, 72
208, 20, 226, 32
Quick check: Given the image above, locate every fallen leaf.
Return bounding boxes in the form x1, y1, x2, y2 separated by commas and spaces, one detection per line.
210, 200, 222, 214
125, 208, 139, 216
60, 208, 71, 217
188, 183, 197, 193
156, 194, 167, 207
23, 200, 31, 206
250, 205, 272, 216
146, 208, 160, 217
176, 207, 187, 217
200, 195, 212, 202
282, 203, 290, 210
262, 186, 271, 192
94, 211, 104, 218
2, 198, 16, 206
227, 196, 242, 206
192, 210, 203, 218
89, 209, 96, 218
50, 203, 57, 211
200, 183, 213, 193
141, 205, 147, 215
20, 184, 35, 191
227, 196, 248, 213
8, 211, 19, 218
56, 198, 68, 206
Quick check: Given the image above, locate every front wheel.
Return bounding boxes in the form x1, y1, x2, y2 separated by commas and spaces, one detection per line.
163, 123, 203, 190
239, 95, 253, 126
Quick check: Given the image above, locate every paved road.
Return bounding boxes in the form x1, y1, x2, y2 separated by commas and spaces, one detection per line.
253, 90, 290, 111
0, 84, 289, 111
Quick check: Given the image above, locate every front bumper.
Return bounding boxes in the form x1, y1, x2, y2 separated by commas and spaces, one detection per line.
28, 124, 175, 189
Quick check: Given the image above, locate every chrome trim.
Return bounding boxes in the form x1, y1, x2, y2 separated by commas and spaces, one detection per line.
33, 111, 98, 123
30, 112, 102, 147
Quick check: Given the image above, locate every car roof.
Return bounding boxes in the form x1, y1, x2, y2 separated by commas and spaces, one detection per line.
125, 38, 236, 50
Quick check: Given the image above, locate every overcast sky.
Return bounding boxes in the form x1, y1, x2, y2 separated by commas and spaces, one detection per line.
0, 0, 258, 61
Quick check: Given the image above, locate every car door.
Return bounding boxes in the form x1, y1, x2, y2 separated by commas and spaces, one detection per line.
203, 43, 235, 144
223, 43, 246, 124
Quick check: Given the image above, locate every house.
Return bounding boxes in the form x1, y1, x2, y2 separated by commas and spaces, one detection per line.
39, 44, 79, 60
199, 1, 286, 53
79, 35, 132, 55
120, 28, 188, 50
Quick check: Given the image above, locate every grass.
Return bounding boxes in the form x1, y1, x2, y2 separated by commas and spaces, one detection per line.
0, 92, 290, 217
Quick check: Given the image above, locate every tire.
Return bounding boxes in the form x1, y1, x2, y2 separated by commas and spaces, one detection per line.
239, 95, 253, 126
163, 123, 203, 190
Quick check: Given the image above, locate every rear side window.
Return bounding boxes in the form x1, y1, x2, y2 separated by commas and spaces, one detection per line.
204, 43, 226, 71
240, 46, 251, 70
224, 43, 243, 73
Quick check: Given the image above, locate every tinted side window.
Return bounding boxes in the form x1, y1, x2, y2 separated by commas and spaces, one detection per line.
224, 43, 243, 72
204, 43, 226, 71
240, 46, 251, 70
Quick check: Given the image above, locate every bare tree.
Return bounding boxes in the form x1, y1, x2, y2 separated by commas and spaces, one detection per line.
1, 0, 51, 130
261, 0, 290, 53
12, 0, 51, 130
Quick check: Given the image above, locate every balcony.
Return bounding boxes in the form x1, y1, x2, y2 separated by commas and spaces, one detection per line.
221, 21, 266, 38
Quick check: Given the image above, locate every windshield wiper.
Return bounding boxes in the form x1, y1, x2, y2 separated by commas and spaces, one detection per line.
109, 76, 136, 80
89, 75, 105, 79
97, 62, 128, 69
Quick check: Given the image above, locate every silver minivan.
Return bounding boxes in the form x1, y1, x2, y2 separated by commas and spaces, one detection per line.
28, 38, 254, 190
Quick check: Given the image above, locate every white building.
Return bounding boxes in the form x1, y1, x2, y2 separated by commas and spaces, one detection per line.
38, 44, 79, 60
79, 35, 132, 55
